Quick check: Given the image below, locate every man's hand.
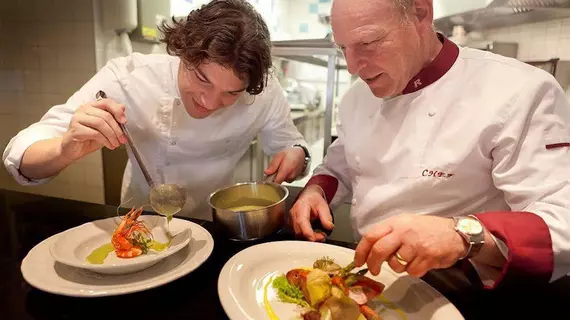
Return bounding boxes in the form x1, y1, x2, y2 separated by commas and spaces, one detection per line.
61, 98, 127, 161
264, 146, 306, 184
354, 214, 468, 278
289, 185, 334, 242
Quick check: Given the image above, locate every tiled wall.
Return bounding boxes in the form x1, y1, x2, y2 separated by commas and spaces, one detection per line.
484, 18, 570, 61
0, 0, 105, 204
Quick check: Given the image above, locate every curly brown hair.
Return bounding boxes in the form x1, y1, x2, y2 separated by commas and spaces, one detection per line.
159, 0, 272, 95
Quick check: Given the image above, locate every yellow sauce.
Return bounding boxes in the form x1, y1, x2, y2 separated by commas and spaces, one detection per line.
228, 205, 267, 211
86, 239, 170, 264
86, 243, 115, 264
375, 295, 408, 320
264, 276, 280, 320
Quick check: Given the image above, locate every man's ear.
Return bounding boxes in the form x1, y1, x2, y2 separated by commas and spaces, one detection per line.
413, 0, 434, 24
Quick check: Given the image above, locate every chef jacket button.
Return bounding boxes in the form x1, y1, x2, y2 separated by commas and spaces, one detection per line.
355, 156, 361, 164
170, 140, 176, 146
351, 198, 357, 206
165, 161, 171, 166
428, 111, 436, 117
174, 99, 181, 107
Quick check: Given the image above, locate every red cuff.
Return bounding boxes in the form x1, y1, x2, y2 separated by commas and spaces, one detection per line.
304, 174, 338, 204
473, 211, 554, 289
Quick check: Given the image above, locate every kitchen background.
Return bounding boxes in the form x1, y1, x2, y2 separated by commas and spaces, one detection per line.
0, 0, 569, 209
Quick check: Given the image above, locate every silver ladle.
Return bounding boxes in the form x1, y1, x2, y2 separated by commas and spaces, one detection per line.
95, 91, 187, 217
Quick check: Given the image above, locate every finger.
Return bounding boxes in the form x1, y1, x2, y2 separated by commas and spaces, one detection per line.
314, 231, 327, 242
354, 224, 393, 267
76, 114, 121, 148
405, 258, 432, 278
315, 200, 334, 230
264, 152, 284, 175
83, 107, 126, 145
91, 98, 127, 124
71, 126, 114, 150
274, 159, 293, 185
387, 253, 407, 273
295, 206, 316, 241
366, 232, 401, 276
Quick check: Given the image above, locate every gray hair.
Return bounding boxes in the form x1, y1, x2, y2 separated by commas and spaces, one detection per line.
393, 0, 414, 14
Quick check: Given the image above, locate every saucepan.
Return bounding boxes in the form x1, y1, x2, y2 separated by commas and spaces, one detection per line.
208, 177, 288, 241
208, 174, 334, 241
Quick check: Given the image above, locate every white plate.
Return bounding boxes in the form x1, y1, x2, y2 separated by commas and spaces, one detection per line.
21, 220, 214, 297
218, 241, 464, 320
49, 215, 191, 275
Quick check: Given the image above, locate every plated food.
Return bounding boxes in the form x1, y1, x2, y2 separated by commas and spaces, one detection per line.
269, 257, 386, 320
49, 212, 191, 275
87, 207, 170, 264
218, 241, 463, 320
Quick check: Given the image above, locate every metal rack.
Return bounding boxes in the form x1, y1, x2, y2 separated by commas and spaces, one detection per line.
271, 38, 347, 157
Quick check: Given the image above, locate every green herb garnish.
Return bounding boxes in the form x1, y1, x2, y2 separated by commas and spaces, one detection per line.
272, 275, 310, 308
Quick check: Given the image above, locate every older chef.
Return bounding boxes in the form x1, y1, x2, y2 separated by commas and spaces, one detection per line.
2, 0, 311, 221
291, 0, 570, 288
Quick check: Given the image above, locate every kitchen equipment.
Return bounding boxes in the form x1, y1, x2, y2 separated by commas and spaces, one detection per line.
467, 40, 518, 58
208, 174, 334, 241
433, 0, 570, 35
95, 90, 187, 217
208, 181, 289, 241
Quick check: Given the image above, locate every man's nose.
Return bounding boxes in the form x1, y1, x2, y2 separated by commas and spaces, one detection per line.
344, 47, 366, 75
200, 93, 221, 110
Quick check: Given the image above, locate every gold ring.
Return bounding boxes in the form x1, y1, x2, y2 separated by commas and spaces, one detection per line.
396, 252, 408, 266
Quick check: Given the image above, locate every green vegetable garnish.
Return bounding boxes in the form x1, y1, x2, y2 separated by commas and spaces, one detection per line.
272, 275, 310, 308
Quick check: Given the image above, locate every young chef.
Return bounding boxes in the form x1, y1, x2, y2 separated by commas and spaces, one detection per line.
2, 0, 311, 221
291, 0, 570, 288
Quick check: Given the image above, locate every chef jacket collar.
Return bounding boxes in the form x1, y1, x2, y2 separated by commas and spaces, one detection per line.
401, 33, 459, 95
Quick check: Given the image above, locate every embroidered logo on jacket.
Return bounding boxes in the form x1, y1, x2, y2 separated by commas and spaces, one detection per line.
422, 169, 454, 178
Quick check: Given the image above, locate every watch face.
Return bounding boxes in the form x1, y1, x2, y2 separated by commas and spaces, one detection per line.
457, 218, 483, 235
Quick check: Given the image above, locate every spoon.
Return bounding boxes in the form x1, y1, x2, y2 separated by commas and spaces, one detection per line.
95, 90, 187, 217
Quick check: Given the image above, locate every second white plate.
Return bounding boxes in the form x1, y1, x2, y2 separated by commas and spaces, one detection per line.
218, 241, 464, 320
49, 215, 191, 274
22, 220, 214, 297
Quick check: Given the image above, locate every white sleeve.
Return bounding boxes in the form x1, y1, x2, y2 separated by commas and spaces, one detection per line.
2, 57, 128, 185
311, 121, 353, 207
473, 69, 570, 286
258, 78, 307, 156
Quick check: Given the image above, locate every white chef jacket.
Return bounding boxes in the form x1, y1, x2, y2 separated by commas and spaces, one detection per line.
306, 35, 570, 287
3, 53, 307, 221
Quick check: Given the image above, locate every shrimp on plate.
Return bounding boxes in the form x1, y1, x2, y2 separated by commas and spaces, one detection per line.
111, 207, 153, 258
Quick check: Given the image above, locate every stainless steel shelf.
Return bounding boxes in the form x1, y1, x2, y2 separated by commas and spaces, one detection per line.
271, 38, 346, 158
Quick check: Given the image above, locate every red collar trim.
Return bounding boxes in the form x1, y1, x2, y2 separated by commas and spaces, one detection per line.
401, 34, 459, 95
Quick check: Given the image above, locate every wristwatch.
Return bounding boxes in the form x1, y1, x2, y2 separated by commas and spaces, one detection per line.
293, 144, 311, 177
452, 215, 485, 259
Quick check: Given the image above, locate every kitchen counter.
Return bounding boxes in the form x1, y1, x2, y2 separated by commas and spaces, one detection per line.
2, 188, 570, 319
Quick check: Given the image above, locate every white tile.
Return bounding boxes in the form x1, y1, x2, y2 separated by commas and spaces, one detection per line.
73, 0, 94, 21
51, 0, 73, 22
22, 46, 41, 70
22, 70, 42, 93
56, 46, 76, 70
55, 21, 76, 46
74, 21, 95, 45
39, 70, 60, 93
38, 23, 59, 47
38, 46, 58, 70
0, 70, 23, 92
